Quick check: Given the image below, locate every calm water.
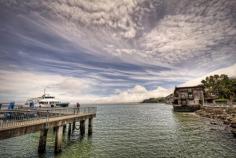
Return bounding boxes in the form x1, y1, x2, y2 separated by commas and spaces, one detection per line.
0, 104, 236, 158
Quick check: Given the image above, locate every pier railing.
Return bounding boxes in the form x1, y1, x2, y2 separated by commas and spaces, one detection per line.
0, 107, 96, 129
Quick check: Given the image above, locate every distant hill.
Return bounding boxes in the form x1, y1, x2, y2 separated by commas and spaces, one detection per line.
141, 94, 174, 104
142, 97, 166, 103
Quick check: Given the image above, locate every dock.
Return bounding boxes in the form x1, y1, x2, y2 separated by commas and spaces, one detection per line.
0, 107, 96, 153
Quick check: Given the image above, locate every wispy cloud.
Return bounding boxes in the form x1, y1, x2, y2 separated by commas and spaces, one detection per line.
181, 63, 236, 87
0, 70, 98, 103
0, 0, 235, 103
0, 70, 172, 103
96, 85, 172, 103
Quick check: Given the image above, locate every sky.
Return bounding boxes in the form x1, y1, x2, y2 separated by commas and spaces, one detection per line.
0, 0, 235, 104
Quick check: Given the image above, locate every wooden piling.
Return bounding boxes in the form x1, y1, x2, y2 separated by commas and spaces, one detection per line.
72, 121, 76, 131
53, 127, 56, 132
38, 128, 48, 153
68, 123, 72, 138
80, 120, 85, 136
55, 126, 63, 153
63, 124, 67, 134
88, 118, 93, 135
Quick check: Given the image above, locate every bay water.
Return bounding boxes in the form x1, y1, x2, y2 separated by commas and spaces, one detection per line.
0, 104, 236, 158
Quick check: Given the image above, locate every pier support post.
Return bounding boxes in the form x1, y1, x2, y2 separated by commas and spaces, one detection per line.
68, 123, 72, 138
88, 118, 93, 135
72, 121, 76, 131
63, 124, 67, 134
80, 120, 85, 136
38, 128, 48, 153
55, 126, 63, 153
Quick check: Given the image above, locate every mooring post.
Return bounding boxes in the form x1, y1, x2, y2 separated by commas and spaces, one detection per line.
72, 121, 76, 131
88, 118, 93, 135
68, 123, 72, 138
55, 126, 63, 153
38, 127, 48, 153
80, 120, 85, 136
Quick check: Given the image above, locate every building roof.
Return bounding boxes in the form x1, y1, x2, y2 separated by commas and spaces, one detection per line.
175, 85, 204, 90
174, 85, 204, 94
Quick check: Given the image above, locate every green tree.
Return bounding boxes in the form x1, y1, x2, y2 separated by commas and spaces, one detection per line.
201, 74, 234, 99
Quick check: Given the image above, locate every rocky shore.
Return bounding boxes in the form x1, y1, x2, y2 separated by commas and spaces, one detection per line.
231, 117, 236, 137
196, 106, 236, 137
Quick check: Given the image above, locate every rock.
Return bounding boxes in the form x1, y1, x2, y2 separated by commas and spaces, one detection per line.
210, 121, 218, 125
196, 107, 236, 138
223, 119, 230, 125
231, 128, 236, 137
231, 117, 236, 123
210, 128, 217, 131
230, 118, 236, 128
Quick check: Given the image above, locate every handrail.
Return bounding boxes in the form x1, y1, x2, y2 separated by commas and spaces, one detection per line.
0, 107, 97, 129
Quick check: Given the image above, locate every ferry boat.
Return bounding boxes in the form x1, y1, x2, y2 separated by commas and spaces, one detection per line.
25, 90, 69, 108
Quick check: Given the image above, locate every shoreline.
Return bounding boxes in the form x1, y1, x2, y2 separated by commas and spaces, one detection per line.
195, 106, 236, 137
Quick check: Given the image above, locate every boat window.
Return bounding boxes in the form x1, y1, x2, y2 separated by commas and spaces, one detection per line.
45, 96, 54, 99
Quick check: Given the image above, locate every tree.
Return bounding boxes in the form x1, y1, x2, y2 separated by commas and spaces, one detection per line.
201, 74, 234, 99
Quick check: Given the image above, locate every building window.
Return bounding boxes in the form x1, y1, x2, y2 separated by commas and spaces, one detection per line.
188, 94, 193, 98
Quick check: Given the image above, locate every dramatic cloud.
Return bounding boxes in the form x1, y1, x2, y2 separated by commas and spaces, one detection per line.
0, 0, 235, 103
181, 63, 236, 87
96, 85, 172, 103
0, 70, 98, 103
0, 70, 171, 103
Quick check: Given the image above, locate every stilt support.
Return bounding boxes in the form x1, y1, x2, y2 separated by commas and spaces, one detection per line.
53, 127, 56, 132
80, 120, 85, 136
38, 128, 48, 153
72, 121, 76, 131
63, 124, 67, 134
55, 126, 63, 153
68, 123, 72, 138
88, 118, 93, 135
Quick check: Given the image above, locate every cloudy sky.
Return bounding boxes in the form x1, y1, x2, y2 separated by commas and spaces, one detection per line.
0, 0, 235, 103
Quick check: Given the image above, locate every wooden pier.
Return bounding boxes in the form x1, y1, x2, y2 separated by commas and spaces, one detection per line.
0, 107, 96, 153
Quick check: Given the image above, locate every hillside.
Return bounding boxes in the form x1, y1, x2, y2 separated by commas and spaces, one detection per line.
142, 97, 166, 103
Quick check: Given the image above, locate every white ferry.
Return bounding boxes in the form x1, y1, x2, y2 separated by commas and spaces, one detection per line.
25, 91, 69, 108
